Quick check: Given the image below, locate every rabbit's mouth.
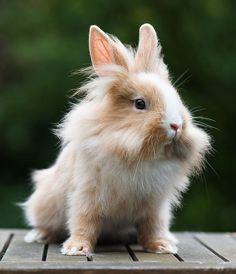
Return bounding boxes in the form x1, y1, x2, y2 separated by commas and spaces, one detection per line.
154, 124, 182, 148
164, 134, 192, 161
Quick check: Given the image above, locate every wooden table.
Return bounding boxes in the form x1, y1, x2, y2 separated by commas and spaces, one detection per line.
0, 229, 236, 273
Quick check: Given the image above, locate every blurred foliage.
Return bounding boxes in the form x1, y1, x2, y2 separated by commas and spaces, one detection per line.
0, 0, 235, 231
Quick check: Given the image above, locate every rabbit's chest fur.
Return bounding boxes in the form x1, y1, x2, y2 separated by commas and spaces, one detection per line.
74, 144, 187, 222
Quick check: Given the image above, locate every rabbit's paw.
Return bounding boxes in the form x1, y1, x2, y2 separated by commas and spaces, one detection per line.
61, 237, 93, 256
142, 238, 178, 254
24, 228, 51, 243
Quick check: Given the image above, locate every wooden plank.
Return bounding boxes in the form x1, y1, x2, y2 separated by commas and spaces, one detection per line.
0, 231, 11, 251
2, 230, 44, 262
0, 231, 12, 260
93, 245, 132, 262
195, 233, 236, 262
175, 233, 223, 263
129, 244, 178, 262
1, 261, 236, 274
47, 244, 87, 262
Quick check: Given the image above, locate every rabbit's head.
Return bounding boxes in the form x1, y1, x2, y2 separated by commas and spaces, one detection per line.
79, 24, 210, 166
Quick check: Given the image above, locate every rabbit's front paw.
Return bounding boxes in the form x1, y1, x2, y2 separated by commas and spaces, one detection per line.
142, 237, 178, 254
61, 237, 93, 256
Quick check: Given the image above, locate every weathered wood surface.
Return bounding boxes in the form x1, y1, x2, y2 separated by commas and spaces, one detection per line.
2, 230, 43, 262
47, 243, 86, 262
195, 233, 236, 262
0, 230, 236, 273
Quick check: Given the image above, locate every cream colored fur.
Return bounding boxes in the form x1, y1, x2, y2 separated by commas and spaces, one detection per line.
22, 24, 211, 256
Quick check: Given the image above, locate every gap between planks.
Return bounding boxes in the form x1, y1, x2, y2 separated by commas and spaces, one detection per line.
194, 232, 236, 262
193, 235, 229, 262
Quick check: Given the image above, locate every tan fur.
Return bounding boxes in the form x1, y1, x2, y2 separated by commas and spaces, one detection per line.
22, 24, 211, 256
62, 212, 101, 255
94, 73, 167, 162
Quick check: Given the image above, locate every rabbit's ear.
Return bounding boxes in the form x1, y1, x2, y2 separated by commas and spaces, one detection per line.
135, 24, 158, 71
135, 24, 169, 78
89, 26, 127, 75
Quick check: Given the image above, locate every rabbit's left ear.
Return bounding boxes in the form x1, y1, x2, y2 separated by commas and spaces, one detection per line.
135, 24, 169, 78
135, 24, 158, 72
89, 26, 128, 76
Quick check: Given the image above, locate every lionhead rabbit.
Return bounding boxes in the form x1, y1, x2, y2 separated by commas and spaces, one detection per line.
23, 24, 211, 255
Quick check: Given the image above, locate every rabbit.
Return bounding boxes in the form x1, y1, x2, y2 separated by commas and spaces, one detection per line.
22, 24, 211, 256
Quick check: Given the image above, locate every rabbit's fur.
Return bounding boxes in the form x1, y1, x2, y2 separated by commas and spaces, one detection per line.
23, 24, 211, 255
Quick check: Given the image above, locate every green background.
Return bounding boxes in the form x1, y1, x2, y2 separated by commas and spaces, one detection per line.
0, 0, 235, 231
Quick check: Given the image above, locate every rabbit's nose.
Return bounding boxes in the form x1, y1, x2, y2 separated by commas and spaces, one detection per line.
170, 123, 180, 132
169, 123, 182, 138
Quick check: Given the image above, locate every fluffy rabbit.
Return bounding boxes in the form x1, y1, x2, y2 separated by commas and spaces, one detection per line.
23, 24, 211, 255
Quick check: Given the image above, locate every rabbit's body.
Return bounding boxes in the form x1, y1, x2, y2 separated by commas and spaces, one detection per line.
23, 24, 210, 255
25, 100, 186, 232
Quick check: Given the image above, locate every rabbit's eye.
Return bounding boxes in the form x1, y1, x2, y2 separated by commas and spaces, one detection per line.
134, 98, 146, 110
